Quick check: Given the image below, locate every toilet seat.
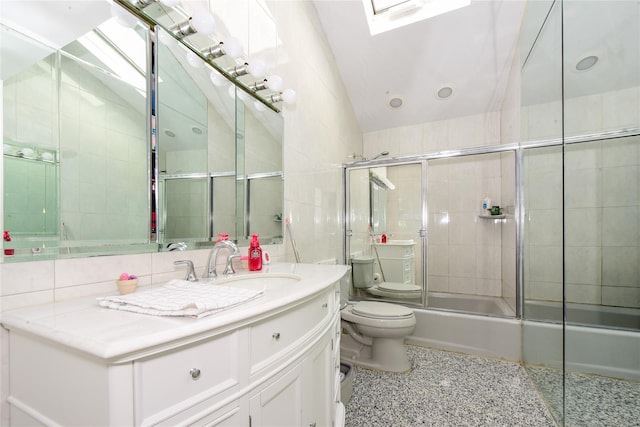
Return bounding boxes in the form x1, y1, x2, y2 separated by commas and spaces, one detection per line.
367, 282, 421, 299
378, 282, 420, 293
352, 301, 414, 319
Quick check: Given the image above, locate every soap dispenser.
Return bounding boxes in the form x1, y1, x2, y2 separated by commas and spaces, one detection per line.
248, 234, 263, 271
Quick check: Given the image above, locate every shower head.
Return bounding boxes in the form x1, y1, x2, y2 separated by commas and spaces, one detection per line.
369, 151, 389, 160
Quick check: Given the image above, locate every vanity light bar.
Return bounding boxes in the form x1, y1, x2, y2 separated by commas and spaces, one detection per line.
117, 0, 291, 111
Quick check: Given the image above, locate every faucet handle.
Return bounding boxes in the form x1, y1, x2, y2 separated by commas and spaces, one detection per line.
174, 260, 198, 282
224, 254, 242, 275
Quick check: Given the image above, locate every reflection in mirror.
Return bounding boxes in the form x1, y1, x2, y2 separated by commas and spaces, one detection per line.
156, 28, 237, 245
370, 167, 393, 233
2, 3, 151, 259
237, 92, 284, 244
2, 0, 286, 260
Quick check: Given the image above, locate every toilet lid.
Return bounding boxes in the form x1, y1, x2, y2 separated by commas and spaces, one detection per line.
352, 301, 414, 319
378, 282, 421, 293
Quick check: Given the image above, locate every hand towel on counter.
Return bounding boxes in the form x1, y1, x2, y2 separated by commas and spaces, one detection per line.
97, 280, 264, 318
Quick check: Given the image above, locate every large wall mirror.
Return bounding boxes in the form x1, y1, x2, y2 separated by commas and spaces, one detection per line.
1, 0, 284, 260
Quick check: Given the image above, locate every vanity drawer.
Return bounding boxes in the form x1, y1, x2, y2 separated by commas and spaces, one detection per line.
134, 331, 242, 425
250, 291, 331, 372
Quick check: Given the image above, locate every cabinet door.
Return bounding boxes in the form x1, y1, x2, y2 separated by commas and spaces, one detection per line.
249, 363, 303, 427
301, 332, 333, 427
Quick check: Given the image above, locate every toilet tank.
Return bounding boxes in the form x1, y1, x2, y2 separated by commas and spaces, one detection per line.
351, 256, 374, 288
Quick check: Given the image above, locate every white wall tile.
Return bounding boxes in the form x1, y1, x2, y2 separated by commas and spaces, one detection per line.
566, 283, 601, 305
602, 246, 640, 287
602, 286, 640, 308
1, 260, 54, 296
565, 246, 602, 286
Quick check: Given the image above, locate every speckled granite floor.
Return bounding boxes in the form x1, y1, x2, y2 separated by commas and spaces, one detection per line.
526, 366, 640, 427
345, 345, 556, 427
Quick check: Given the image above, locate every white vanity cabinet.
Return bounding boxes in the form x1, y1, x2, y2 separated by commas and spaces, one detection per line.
249, 314, 337, 427
3, 264, 348, 427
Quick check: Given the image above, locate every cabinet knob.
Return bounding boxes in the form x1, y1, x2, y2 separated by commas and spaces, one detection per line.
272, 332, 281, 340
309, 423, 316, 427
190, 368, 201, 379
322, 302, 328, 308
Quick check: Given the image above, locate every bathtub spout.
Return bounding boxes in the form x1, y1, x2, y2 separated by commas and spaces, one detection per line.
342, 321, 373, 346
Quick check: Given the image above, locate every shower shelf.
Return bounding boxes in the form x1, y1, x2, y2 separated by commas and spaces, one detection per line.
479, 214, 506, 219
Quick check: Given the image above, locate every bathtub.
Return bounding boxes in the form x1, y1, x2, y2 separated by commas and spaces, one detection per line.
406, 294, 522, 362
525, 300, 640, 330
427, 292, 515, 317
523, 319, 640, 381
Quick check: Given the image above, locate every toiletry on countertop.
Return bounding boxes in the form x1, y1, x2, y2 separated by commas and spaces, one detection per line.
381, 233, 387, 243
249, 234, 263, 271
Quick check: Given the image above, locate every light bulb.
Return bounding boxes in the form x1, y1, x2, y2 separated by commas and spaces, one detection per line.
210, 70, 226, 87
282, 89, 297, 105
222, 37, 243, 59
247, 59, 266, 78
159, 0, 181, 7
190, 12, 215, 36
266, 75, 283, 91
186, 51, 204, 68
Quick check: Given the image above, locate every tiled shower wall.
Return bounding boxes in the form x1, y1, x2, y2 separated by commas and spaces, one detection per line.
524, 137, 640, 308
426, 153, 514, 300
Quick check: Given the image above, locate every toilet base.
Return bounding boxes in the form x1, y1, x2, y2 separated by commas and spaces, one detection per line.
340, 332, 412, 373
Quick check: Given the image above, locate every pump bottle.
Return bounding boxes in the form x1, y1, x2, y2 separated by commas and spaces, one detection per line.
248, 234, 263, 271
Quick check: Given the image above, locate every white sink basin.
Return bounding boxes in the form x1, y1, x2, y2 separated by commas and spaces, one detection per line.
214, 273, 302, 291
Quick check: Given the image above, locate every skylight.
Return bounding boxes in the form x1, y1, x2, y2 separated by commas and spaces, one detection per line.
363, 0, 471, 35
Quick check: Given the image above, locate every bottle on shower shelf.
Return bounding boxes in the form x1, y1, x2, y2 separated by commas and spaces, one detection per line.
481, 196, 492, 213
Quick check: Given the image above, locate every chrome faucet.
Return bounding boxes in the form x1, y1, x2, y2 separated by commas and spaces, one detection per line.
174, 260, 198, 282
204, 240, 241, 279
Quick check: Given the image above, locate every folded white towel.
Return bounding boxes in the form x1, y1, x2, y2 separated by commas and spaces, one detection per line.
97, 280, 264, 318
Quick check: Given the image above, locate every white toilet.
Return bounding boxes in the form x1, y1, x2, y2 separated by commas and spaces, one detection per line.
351, 256, 421, 299
340, 259, 417, 373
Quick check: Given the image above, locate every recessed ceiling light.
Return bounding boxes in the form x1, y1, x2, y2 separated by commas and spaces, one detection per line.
437, 86, 453, 99
191, 126, 203, 135
576, 55, 598, 71
389, 97, 403, 108
164, 129, 176, 137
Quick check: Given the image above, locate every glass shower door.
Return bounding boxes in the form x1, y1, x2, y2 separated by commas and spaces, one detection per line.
346, 162, 425, 305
